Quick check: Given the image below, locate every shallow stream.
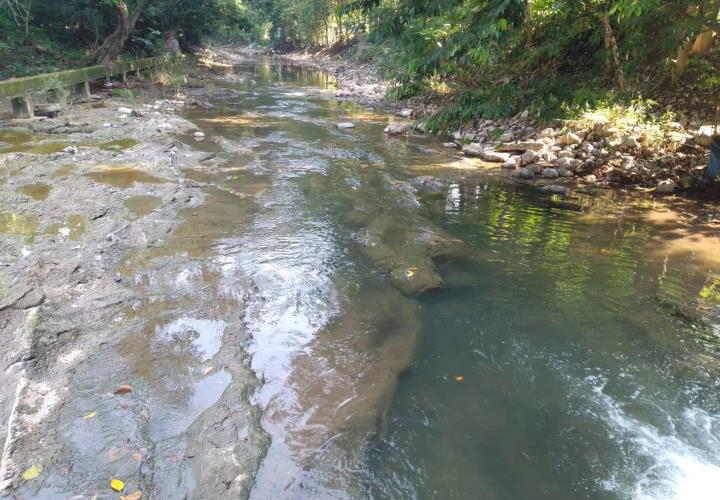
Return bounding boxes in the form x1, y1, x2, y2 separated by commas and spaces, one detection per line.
11, 57, 720, 499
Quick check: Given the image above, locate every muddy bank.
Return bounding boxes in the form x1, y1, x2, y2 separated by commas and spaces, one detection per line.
0, 79, 268, 498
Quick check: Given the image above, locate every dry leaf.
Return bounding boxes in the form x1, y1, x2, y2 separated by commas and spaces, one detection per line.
108, 447, 120, 462
455, 375, 465, 382
202, 366, 214, 377
83, 412, 96, 420
140, 408, 150, 420
110, 478, 125, 492
120, 491, 143, 500
22, 464, 42, 481
169, 452, 180, 463
115, 384, 134, 395
132, 452, 143, 462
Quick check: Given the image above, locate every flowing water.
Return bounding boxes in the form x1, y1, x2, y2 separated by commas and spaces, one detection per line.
14, 58, 720, 499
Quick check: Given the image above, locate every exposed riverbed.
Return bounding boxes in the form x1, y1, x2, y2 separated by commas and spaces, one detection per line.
1, 56, 719, 499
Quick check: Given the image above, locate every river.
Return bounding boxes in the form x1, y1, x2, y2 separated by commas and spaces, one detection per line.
11, 56, 720, 499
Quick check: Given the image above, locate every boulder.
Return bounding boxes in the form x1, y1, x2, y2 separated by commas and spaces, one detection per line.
521, 149, 539, 164
481, 150, 511, 163
513, 167, 535, 179
556, 157, 581, 171
542, 168, 559, 179
557, 167, 574, 177
499, 132, 514, 142
384, 123, 412, 135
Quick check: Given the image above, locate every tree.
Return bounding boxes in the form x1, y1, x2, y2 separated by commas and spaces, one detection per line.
91, 0, 155, 64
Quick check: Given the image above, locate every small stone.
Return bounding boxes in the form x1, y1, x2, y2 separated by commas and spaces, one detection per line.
558, 150, 574, 158
542, 168, 559, 179
398, 108, 414, 118
581, 142, 595, 153
337, 122, 355, 129
540, 128, 556, 138
193, 131, 205, 138
442, 142, 458, 148
118, 107, 132, 114
655, 179, 677, 194
556, 157, 581, 171
521, 149, 539, 164
557, 167, 574, 177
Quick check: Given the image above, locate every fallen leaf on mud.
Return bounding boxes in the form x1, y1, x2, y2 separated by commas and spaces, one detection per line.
108, 447, 120, 462
120, 491, 142, 500
132, 451, 143, 462
58, 466, 70, 477
406, 267, 417, 278
140, 408, 150, 420
115, 384, 133, 395
22, 464, 42, 481
83, 412, 97, 420
169, 452, 180, 463
455, 376, 465, 382
203, 366, 214, 377
110, 478, 125, 492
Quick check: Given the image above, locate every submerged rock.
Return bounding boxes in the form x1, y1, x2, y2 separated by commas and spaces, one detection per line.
539, 184, 570, 195
337, 122, 355, 129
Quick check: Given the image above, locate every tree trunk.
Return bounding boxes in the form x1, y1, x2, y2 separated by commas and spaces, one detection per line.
600, 14, 626, 91
163, 30, 182, 55
91, 0, 154, 65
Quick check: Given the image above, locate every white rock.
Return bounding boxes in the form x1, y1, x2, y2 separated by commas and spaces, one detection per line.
540, 128, 556, 138
558, 150, 574, 159
384, 123, 412, 135
118, 107, 133, 114
557, 132, 582, 146
398, 108, 414, 118
442, 142, 458, 148
693, 125, 718, 147
193, 131, 205, 138
655, 180, 678, 194
502, 158, 518, 169
584, 174, 598, 184
620, 135, 640, 149
337, 122, 355, 129
500, 140, 545, 152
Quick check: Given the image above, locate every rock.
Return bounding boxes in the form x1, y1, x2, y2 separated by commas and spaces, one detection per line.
398, 108, 414, 118
118, 107, 133, 115
384, 123, 412, 135
620, 135, 640, 149
526, 164, 541, 174
557, 132, 582, 146
539, 185, 570, 195
131, 109, 145, 118
63, 145, 78, 154
34, 103, 62, 118
500, 141, 545, 152
556, 157, 581, 171
540, 128, 556, 138
480, 150, 511, 163
442, 142, 458, 148
667, 122, 684, 131
411, 176, 445, 190
693, 125, 717, 147
581, 142, 595, 153
501, 158, 518, 169
542, 168, 559, 179
655, 179, 677, 194
193, 131, 205, 139
557, 167, 574, 177
499, 132, 514, 142
513, 167, 535, 180
521, 149, 539, 164
584, 174, 598, 184
557, 150, 574, 158
337, 122, 355, 129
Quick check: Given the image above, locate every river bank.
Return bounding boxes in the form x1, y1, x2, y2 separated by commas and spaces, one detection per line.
265, 44, 718, 198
